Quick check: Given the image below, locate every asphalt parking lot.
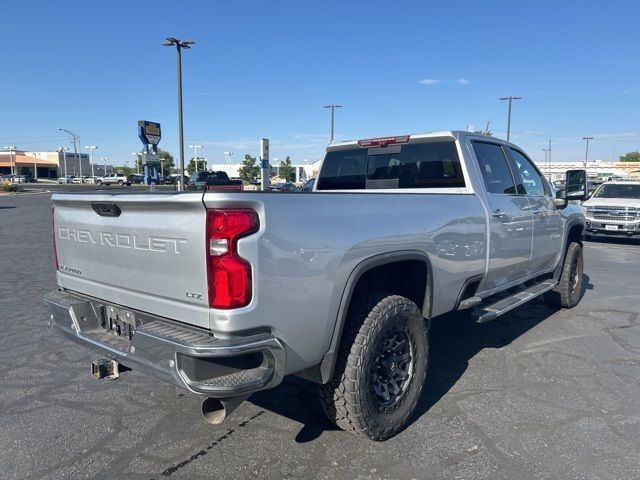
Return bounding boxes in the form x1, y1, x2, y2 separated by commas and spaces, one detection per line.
1, 192, 640, 480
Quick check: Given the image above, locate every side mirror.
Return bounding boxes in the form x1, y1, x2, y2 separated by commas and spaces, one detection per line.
553, 187, 568, 208
565, 169, 588, 201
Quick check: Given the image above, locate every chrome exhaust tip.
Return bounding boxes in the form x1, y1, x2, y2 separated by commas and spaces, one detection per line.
201, 395, 248, 424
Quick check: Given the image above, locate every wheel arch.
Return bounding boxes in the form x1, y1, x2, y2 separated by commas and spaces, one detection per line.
554, 220, 585, 281
315, 250, 433, 384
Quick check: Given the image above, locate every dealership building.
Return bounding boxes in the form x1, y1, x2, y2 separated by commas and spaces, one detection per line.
534, 160, 640, 182
0, 149, 113, 179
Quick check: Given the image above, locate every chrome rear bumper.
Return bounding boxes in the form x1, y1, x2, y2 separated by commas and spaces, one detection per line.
43, 289, 286, 397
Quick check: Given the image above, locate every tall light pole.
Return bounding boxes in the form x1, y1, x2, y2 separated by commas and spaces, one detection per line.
131, 152, 142, 174
582, 136, 594, 174
163, 37, 195, 191
85, 145, 98, 178
189, 144, 202, 172
59, 128, 81, 181
543, 148, 549, 180
323, 104, 342, 142
58, 147, 69, 179
100, 157, 109, 175
4, 146, 16, 176
499, 96, 522, 142
224, 151, 233, 175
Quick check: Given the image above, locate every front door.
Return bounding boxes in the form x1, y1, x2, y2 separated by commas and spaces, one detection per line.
471, 141, 533, 291
507, 147, 564, 273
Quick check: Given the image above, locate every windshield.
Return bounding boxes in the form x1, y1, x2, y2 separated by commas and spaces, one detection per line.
593, 184, 640, 199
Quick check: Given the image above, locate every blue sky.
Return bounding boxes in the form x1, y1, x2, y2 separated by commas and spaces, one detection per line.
2, 1, 639, 166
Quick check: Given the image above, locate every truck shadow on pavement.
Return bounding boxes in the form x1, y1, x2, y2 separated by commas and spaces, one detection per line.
249, 274, 592, 443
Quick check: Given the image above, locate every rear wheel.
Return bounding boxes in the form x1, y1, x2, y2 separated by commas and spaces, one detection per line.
544, 242, 583, 308
320, 293, 428, 441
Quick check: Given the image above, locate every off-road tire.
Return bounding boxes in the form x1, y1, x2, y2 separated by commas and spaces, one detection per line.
320, 293, 428, 441
544, 242, 583, 308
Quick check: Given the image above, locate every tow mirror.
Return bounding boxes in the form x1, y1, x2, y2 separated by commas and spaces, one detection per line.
565, 169, 588, 201
553, 187, 567, 208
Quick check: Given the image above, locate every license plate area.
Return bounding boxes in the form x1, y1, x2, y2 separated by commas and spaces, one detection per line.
101, 305, 136, 341
605, 224, 619, 231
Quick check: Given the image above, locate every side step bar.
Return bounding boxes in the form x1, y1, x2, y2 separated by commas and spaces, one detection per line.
471, 280, 557, 323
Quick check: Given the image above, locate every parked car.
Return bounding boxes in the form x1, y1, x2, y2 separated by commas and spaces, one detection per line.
96, 173, 130, 186
204, 171, 243, 191
583, 181, 640, 239
45, 131, 587, 440
267, 182, 298, 192
58, 175, 76, 184
302, 177, 315, 192
187, 171, 211, 190
127, 174, 144, 185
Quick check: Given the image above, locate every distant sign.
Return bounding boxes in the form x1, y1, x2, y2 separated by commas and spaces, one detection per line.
138, 121, 161, 145
260, 138, 269, 161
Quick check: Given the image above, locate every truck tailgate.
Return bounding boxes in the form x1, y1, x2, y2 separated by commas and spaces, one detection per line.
52, 192, 210, 328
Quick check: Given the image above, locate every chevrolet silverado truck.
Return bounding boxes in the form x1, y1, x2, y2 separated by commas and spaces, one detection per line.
582, 180, 640, 239
44, 131, 587, 440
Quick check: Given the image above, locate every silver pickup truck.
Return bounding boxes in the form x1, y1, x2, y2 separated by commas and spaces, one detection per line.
44, 131, 587, 440
582, 181, 640, 239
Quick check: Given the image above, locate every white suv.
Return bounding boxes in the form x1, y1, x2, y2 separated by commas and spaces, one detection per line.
96, 173, 130, 186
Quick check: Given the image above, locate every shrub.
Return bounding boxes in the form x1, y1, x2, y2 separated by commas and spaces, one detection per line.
1, 180, 21, 192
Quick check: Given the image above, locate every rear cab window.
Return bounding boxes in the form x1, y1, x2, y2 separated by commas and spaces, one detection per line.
316, 139, 465, 190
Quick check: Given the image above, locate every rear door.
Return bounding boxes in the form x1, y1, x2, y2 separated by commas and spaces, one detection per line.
52, 192, 211, 328
507, 147, 563, 273
471, 141, 533, 290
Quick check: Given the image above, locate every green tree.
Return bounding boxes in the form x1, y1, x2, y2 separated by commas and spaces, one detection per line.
159, 148, 175, 174
279, 156, 295, 182
186, 158, 197, 175
619, 151, 640, 162
238, 154, 260, 183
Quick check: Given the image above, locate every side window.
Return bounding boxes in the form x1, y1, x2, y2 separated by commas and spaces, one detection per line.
508, 149, 546, 196
472, 142, 517, 195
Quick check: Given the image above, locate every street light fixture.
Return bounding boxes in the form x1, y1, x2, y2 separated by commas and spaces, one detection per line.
498, 96, 522, 142
163, 37, 195, 191
189, 144, 202, 172
4, 145, 16, 176
59, 128, 82, 181
100, 157, 109, 176
85, 145, 98, 178
224, 151, 234, 175
582, 136, 594, 173
323, 104, 342, 142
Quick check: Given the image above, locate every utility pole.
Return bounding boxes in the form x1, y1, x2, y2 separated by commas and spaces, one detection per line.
547, 139, 551, 178
85, 145, 97, 178
499, 96, 522, 142
58, 147, 69, 179
131, 152, 142, 174
163, 37, 195, 191
4, 146, 16, 176
224, 151, 233, 175
100, 157, 109, 175
323, 104, 342, 142
59, 129, 81, 180
582, 136, 594, 174
543, 148, 549, 179
189, 144, 202, 172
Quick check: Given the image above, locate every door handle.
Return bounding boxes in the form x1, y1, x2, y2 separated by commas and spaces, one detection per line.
532, 207, 543, 215
491, 209, 506, 218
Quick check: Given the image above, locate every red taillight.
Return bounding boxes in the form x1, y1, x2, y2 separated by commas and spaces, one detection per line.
357, 135, 410, 148
206, 209, 258, 309
52, 206, 59, 270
